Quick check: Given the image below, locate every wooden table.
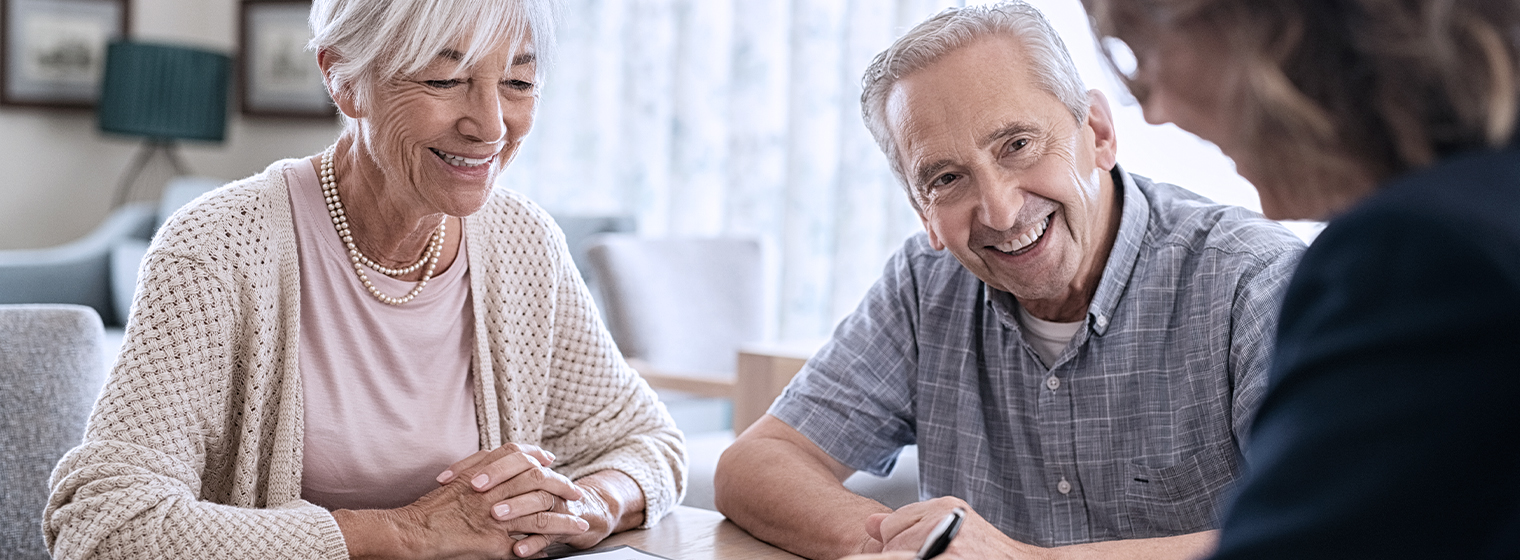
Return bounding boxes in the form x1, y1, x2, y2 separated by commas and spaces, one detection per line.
553, 506, 803, 559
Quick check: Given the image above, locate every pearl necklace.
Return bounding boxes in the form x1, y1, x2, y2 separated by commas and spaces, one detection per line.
320, 145, 446, 305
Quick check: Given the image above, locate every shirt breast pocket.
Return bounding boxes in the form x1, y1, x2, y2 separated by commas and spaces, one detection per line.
1118, 441, 1240, 538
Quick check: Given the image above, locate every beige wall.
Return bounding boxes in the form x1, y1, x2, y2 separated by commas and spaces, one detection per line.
0, 0, 341, 250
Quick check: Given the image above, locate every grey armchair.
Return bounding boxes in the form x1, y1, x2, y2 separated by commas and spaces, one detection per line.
584, 235, 765, 398
0, 177, 222, 326
548, 213, 637, 318
0, 304, 106, 559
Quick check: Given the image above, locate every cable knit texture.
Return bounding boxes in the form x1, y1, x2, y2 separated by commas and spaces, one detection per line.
43, 159, 686, 560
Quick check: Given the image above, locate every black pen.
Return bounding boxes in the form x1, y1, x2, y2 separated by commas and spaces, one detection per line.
914, 507, 965, 560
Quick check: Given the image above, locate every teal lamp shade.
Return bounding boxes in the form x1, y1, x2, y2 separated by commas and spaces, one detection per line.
98, 42, 231, 142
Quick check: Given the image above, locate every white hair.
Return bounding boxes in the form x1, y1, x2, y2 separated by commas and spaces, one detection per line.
308, 0, 557, 121
860, 2, 1089, 210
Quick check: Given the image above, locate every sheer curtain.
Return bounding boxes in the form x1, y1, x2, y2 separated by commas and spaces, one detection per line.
499, 0, 1310, 341
502, 0, 961, 341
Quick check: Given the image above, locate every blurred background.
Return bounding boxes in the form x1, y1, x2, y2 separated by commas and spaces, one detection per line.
0, 0, 1314, 344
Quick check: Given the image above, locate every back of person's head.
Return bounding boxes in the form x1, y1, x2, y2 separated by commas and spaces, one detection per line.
860, 1, 1089, 209
308, 0, 557, 122
1087, 0, 1520, 198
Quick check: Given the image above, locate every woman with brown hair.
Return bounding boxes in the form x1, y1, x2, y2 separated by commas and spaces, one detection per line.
1076, 0, 1520, 558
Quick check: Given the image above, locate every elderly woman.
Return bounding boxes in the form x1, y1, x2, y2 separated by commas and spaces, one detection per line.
846, 1, 1520, 559
44, 1, 684, 558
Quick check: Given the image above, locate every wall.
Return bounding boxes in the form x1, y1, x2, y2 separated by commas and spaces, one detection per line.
0, 0, 341, 250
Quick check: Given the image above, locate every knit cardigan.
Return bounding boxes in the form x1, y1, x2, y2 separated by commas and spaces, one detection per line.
43, 160, 686, 559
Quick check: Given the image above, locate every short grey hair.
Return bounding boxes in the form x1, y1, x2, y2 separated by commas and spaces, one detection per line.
860, 2, 1089, 210
309, 0, 557, 120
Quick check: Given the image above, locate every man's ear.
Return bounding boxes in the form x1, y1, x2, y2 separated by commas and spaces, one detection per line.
317, 49, 362, 119
918, 209, 946, 250
1085, 89, 1119, 171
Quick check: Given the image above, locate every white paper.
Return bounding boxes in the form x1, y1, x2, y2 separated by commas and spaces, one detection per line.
547, 545, 670, 560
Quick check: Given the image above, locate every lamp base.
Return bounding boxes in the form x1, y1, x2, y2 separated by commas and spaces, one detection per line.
112, 140, 190, 207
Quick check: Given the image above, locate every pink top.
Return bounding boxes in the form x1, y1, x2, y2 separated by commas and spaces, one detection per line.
284, 159, 480, 511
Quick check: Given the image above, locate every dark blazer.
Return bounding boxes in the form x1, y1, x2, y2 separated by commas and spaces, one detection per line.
1211, 145, 1520, 559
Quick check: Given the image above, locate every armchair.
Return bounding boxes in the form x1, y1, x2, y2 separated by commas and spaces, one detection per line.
548, 213, 637, 318
584, 235, 765, 400
0, 304, 106, 558
0, 177, 223, 326
0, 204, 153, 326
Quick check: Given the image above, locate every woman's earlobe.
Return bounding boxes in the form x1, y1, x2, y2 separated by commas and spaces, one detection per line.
326, 79, 363, 119
332, 87, 363, 119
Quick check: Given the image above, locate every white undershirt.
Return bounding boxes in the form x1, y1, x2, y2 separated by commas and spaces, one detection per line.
1015, 305, 1084, 369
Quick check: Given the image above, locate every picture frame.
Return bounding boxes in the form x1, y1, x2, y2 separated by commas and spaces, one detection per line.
239, 0, 332, 118
1, 0, 128, 108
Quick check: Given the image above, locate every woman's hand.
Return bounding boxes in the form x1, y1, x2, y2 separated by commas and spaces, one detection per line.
335, 443, 645, 559
438, 445, 647, 558
334, 443, 586, 559
428, 444, 587, 557
510, 470, 639, 556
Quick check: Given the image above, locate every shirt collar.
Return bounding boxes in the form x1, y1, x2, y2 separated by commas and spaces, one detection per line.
1085, 164, 1149, 336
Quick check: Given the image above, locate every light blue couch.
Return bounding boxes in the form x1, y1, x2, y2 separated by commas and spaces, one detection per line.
0, 178, 223, 326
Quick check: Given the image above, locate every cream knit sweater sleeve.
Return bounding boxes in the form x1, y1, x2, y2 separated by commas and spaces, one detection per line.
44, 172, 347, 560
540, 240, 686, 523
462, 189, 686, 527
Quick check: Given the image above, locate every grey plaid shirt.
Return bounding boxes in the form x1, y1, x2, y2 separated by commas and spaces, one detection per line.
770, 169, 1304, 547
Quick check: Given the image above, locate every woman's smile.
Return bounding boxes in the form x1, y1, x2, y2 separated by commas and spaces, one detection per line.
429, 147, 495, 168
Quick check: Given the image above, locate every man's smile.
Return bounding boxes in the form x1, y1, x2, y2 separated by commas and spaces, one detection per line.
990, 213, 1053, 256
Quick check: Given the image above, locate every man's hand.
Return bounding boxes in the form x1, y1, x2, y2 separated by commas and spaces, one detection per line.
869, 497, 1049, 560
865, 496, 1219, 560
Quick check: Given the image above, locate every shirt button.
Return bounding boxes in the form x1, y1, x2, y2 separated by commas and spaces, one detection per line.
1046, 376, 1060, 390
1094, 314, 1109, 328
1058, 477, 1072, 494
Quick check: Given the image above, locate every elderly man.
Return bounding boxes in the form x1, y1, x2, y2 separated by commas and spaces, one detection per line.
714, 3, 1304, 559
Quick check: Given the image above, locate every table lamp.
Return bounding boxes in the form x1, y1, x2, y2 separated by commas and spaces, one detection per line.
97, 41, 231, 206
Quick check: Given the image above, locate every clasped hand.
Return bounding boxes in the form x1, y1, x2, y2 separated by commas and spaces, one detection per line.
395, 443, 614, 558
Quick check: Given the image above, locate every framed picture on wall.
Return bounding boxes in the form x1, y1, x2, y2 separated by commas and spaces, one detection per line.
1, 0, 128, 108
239, 0, 332, 118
